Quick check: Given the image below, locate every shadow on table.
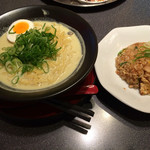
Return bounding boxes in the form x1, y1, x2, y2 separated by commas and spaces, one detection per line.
95, 77, 150, 128
0, 96, 93, 136
41, 0, 126, 13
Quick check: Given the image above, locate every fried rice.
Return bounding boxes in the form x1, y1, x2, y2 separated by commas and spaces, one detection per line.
115, 42, 150, 95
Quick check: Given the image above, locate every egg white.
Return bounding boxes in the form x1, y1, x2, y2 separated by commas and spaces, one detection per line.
7, 19, 34, 43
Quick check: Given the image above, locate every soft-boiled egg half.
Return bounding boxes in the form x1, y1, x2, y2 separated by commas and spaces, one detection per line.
7, 19, 34, 43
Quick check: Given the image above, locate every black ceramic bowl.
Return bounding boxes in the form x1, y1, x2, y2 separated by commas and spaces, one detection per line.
0, 5, 98, 102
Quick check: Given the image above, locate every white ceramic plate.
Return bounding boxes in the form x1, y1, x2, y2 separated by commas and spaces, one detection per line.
53, 0, 118, 7
78, 0, 108, 4
95, 25, 150, 113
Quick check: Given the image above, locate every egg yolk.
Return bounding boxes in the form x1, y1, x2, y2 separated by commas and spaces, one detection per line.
13, 22, 29, 34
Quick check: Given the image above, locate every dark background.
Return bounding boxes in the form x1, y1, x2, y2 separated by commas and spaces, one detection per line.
1, 0, 150, 149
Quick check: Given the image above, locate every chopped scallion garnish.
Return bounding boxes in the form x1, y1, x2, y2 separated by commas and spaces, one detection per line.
120, 61, 128, 66
0, 24, 61, 84
8, 25, 16, 34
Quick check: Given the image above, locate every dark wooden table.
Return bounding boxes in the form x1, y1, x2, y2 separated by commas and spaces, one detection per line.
1, 0, 150, 149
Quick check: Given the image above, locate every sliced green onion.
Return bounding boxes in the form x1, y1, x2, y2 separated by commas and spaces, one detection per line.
143, 53, 150, 57
12, 58, 23, 68
41, 61, 49, 73
0, 59, 3, 69
21, 64, 34, 75
11, 75, 19, 84
45, 27, 50, 32
42, 23, 46, 30
142, 49, 150, 54
144, 41, 150, 49
17, 45, 24, 53
0, 52, 10, 64
8, 25, 16, 34
7, 47, 16, 55
52, 25, 56, 37
120, 61, 128, 66
133, 56, 144, 61
5, 61, 17, 74
134, 48, 150, 61
118, 48, 126, 56
134, 46, 138, 50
